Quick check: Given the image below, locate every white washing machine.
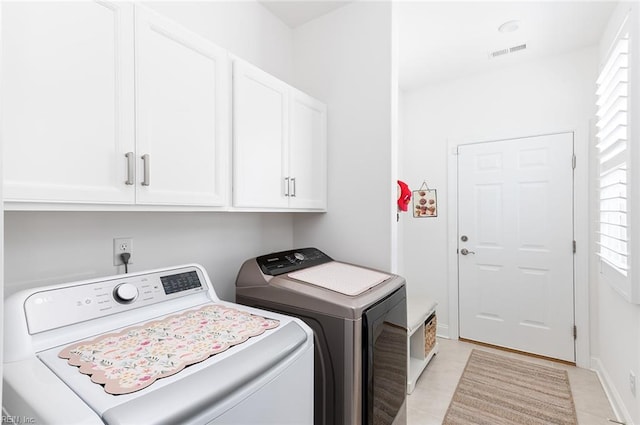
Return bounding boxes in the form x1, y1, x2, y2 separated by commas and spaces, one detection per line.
3, 264, 314, 425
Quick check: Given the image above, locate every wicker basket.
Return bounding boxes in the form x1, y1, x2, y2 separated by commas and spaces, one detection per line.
424, 313, 437, 355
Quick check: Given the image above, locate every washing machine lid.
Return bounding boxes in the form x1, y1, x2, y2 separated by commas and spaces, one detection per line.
288, 262, 391, 296
236, 249, 406, 318
37, 316, 307, 425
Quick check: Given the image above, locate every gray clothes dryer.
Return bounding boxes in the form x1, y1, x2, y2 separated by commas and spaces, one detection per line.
235, 248, 407, 425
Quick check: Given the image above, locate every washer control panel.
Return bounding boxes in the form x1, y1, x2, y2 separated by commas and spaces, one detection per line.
24, 266, 207, 334
257, 247, 332, 276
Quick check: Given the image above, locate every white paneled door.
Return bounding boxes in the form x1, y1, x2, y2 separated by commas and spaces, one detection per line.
458, 133, 575, 362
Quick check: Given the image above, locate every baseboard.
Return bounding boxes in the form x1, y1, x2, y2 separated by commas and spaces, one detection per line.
591, 356, 633, 425
436, 323, 449, 339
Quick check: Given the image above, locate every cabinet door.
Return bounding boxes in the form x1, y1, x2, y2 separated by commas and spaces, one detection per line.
2, 2, 135, 204
232, 59, 289, 208
135, 6, 230, 206
288, 89, 327, 210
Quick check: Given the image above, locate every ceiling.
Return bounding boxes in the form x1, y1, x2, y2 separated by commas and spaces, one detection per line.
258, 1, 352, 28
259, 1, 617, 92
397, 1, 616, 91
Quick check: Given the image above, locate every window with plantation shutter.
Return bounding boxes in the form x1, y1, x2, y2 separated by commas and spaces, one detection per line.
596, 16, 630, 284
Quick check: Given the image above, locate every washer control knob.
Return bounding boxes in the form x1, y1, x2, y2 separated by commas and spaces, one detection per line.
113, 283, 138, 303
294, 252, 305, 262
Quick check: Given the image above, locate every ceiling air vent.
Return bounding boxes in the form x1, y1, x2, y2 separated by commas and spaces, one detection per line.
488, 43, 527, 59
490, 48, 509, 58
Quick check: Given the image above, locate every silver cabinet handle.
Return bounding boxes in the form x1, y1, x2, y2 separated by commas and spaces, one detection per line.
125, 152, 134, 185
141, 154, 150, 186
290, 177, 296, 197
460, 248, 476, 255
284, 177, 290, 197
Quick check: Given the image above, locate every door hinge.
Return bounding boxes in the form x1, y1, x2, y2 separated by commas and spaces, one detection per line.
573, 240, 576, 253
573, 325, 577, 340
572, 154, 576, 169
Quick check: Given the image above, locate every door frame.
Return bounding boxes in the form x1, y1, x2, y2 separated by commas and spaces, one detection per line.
447, 129, 590, 367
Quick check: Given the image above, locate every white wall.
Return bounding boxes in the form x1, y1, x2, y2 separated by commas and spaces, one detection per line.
595, 281, 640, 423
4, 212, 291, 302
3, 1, 296, 303
0, 0, 5, 405
592, 3, 640, 423
291, 1, 395, 271
401, 47, 597, 343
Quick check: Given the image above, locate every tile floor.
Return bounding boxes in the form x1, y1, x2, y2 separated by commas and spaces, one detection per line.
406, 338, 618, 425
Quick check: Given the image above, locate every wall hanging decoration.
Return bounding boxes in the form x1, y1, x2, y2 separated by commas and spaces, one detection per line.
413, 182, 437, 217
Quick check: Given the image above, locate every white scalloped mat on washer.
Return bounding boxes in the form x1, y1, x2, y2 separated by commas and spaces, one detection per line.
288, 262, 391, 296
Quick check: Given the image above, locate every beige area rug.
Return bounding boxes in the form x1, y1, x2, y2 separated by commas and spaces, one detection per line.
443, 349, 578, 425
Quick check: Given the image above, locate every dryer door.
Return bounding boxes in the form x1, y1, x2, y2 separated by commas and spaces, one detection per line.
362, 286, 407, 425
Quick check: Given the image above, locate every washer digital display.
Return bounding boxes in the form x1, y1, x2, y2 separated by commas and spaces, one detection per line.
160, 271, 202, 295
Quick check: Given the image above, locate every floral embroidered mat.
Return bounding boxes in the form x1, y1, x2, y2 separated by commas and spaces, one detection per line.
58, 304, 279, 395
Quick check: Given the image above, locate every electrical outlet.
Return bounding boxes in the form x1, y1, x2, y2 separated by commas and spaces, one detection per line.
630, 371, 636, 397
113, 237, 133, 266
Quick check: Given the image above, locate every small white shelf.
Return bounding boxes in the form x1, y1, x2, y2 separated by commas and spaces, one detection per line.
407, 296, 438, 394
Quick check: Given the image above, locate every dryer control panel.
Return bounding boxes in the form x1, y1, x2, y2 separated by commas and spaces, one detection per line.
256, 247, 332, 276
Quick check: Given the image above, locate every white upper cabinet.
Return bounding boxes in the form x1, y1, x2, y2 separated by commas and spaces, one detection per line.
3, 2, 325, 211
232, 59, 327, 211
2, 2, 230, 208
134, 6, 229, 206
232, 60, 289, 209
2, 2, 135, 204
288, 89, 327, 210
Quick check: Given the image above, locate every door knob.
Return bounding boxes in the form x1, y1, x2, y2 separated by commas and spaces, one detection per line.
460, 248, 475, 255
